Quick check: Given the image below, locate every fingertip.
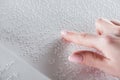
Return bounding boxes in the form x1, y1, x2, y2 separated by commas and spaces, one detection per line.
68, 56, 72, 61
61, 30, 68, 36
61, 30, 71, 42
68, 54, 83, 63
61, 30, 76, 42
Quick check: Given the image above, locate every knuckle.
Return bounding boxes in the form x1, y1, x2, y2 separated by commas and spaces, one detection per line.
80, 33, 88, 38
96, 29, 102, 35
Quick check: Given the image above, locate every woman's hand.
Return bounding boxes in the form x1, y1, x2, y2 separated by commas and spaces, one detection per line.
61, 18, 120, 77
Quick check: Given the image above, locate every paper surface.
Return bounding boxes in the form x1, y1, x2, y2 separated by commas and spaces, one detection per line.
0, 0, 120, 80
0, 43, 50, 80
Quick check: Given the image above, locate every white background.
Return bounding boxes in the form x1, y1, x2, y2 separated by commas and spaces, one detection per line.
0, 0, 120, 80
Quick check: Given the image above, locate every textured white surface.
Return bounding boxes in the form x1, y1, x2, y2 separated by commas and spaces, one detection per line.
0, 0, 120, 80
0, 43, 50, 80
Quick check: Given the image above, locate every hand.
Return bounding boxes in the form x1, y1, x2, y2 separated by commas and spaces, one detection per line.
61, 18, 120, 77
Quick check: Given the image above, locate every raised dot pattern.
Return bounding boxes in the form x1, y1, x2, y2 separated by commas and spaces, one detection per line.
0, 0, 120, 80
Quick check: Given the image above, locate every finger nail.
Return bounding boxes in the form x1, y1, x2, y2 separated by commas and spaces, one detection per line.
68, 55, 83, 63
61, 30, 68, 36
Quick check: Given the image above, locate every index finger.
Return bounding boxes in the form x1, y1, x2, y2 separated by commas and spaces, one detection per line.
61, 30, 99, 48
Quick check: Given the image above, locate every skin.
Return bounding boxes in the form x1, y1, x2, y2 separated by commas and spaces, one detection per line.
61, 18, 120, 77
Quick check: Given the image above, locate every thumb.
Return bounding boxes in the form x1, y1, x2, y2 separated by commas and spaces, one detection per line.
68, 50, 108, 69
